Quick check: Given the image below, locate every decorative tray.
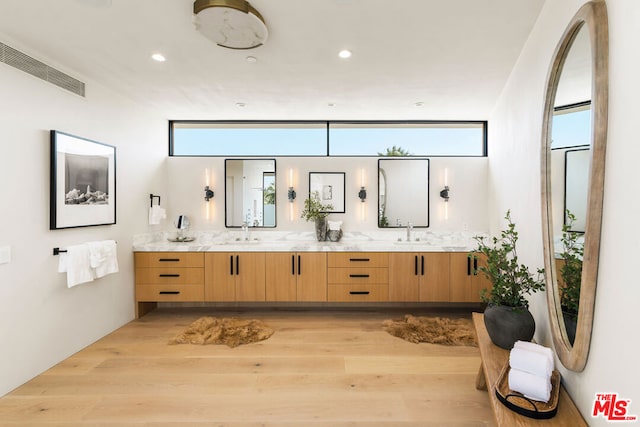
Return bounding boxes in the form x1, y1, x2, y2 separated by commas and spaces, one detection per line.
167, 237, 195, 243
495, 363, 561, 419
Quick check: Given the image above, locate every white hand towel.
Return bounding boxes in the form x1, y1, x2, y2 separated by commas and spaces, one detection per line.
328, 220, 343, 231
510, 347, 554, 378
148, 205, 166, 225
508, 368, 552, 403
88, 240, 119, 278
63, 244, 94, 288
514, 340, 555, 369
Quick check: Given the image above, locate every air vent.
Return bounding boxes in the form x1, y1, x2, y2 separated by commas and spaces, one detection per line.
0, 42, 85, 97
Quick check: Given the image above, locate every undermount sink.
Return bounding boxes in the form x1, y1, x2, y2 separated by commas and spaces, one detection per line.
393, 240, 423, 244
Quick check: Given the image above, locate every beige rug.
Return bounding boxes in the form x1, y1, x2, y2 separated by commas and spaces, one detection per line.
382, 314, 477, 346
169, 316, 274, 348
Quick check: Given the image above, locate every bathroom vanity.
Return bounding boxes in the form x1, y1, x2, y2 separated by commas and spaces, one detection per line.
133, 233, 490, 317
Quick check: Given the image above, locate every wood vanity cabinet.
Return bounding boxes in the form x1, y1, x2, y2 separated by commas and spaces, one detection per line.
134, 252, 205, 317
449, 252, 491, 302
265, 252, 327, 302
388, 252, 450, 302
327, 252, 389, 302
204, 252, 266, 302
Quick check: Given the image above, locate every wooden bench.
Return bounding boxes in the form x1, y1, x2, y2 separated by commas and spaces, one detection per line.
472, 312, 587, 426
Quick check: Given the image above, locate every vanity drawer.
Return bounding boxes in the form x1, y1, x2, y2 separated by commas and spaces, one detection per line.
327, 252, 388, 268
328, 284, 389, 302
135, 268, 204, 285
328, 267, 389, 284
136, 284, 205, 302
135, 252, 204, 268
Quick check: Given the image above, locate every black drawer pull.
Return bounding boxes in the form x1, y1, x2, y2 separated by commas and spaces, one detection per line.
159, 274, 180, 277
349, 258, 370, 262
350, 291, 370, 295
349, 274, 370, 278
158, 258, 180, 262
159, 291, 180, 295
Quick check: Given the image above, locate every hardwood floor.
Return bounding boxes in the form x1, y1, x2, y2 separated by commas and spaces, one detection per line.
0, 308, 496, 426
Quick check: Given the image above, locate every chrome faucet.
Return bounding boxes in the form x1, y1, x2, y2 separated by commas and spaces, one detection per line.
241, 221, 249, 241
406, 222, 413, 241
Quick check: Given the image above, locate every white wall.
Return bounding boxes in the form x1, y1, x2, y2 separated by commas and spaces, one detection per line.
0, 44, 167, 396
488, 0, 640, 423
164, 156, 489, 236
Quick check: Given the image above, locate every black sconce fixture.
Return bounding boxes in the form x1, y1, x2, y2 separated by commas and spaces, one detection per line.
288, 187, 296, 202
440, 186, 450, 202
358, 186, 367, 202
204, 185, 214, 202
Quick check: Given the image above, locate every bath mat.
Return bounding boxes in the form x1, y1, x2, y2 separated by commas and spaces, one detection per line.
382, 314, 477, 346
169, 316, 274, 348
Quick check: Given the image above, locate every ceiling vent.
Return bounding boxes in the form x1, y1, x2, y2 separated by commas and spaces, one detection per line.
0, 42, 85, 97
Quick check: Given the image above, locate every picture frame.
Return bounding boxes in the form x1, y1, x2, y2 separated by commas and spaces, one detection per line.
309, 172, 345, 213
50, 130, 116, 229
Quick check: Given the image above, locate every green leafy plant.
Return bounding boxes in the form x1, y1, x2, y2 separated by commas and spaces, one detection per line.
301, 191, 334, 222
263, 182, 275, 205
473, 210, 545, 308
559, 210, 583, 320
377, 145, 411, 156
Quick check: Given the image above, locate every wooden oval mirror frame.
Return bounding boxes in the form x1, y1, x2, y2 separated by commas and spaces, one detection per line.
541, 0, 608, 372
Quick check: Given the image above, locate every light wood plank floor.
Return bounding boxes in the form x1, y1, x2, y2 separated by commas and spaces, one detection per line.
0, 308, 496, 426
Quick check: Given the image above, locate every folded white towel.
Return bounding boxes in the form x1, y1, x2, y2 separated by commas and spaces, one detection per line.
514, 340, 555, 369
508, 368, 552, 403
88, 240, 119, 278
148, 205, 166, 225
328, 220, 343, 231
510, 347, 554, 378
61, 244, 94, 288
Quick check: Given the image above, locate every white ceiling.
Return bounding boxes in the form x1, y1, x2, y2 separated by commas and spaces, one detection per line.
0, 0, 545, 120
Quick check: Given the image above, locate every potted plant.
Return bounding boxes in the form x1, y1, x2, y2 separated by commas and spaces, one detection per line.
473, 210, 545, 349
559, 210, 583, 345
301, 191, 334, 241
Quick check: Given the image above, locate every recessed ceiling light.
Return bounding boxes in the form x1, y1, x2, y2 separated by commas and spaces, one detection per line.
246, 56, 257, 63
338, 49, 352, 59
414, 101, 424, 107
236, 102, 246, 107
328, 103, 336, 107
151, 53, 166, 62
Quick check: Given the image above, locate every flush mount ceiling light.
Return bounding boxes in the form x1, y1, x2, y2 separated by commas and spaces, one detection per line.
193, 0, 268, 50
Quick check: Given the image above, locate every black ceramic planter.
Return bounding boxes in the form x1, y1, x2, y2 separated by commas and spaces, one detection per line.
484, 304, 535, 349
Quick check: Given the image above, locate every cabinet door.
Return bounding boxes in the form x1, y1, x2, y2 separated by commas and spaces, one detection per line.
235, 252, 266, 301
265, 252, 297, 302
297, 253, 327, 302
420, 252, 450, 302
472, 253, 492, 300
449, 252, 486, 302
388, 253, 419, 301
205, 253, 236, 301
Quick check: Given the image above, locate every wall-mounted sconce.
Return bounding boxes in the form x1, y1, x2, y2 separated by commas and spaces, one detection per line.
204, 185, 215, 202
358, 187, 367, 202
288, 187, 296, 202
440, 186, 450, 202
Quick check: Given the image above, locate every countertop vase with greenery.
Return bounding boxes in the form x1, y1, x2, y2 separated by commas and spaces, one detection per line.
473, 210, 546, 349
301, 191, 333, 242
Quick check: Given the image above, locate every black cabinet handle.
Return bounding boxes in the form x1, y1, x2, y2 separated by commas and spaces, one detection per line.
473, 257, 478, 276
236, 255, 240, 275
298, 255, 301, 276
349, 274, 370, 278
467, 257, 472, 276
159, 274, 180, 278
421, 255, 425, 276
291, 255, 295, 275
230, 255, 234, 275
158, 258, 180, 262
349, 258, 370, 262
350, 291, 370, 295
159, 291, 180, 295
414, 255, 418, 276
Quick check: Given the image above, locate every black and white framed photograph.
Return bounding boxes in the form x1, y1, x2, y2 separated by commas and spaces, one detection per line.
50, 130, 116, 229
309, 172, 345, 213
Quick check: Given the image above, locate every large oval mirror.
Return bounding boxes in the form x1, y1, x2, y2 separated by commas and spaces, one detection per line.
541, 0, 608, 371
225, 159, 276, 228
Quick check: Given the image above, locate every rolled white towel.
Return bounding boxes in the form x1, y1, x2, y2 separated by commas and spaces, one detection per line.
510, 347, 553, 378
508, 368, 552, 403
514, 340, 555, 366
328, 220, 343, 231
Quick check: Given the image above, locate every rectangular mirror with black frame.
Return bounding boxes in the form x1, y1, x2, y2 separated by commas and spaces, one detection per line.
225, 159, 276, 228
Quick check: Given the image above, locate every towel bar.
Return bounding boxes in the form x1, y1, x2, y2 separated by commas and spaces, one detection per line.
150, 193, 161, 207
53, 241, 117, 256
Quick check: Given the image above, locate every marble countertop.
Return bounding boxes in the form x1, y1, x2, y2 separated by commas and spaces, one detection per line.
132, 230, 487, 253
